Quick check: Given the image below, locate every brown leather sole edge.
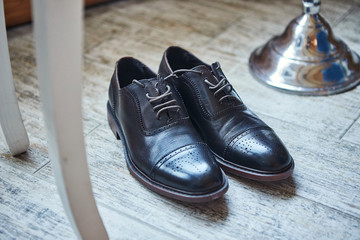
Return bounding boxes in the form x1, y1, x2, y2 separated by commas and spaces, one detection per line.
212, 151, 294, 182
107, 102, 229, 203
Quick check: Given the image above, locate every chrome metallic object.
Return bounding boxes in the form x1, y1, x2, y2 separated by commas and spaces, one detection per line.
249, 0, 360, 95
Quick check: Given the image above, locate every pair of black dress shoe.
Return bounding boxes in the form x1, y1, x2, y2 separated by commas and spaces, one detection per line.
107, 46, 294, 203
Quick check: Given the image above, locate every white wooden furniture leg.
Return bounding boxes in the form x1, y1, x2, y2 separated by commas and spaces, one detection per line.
0, 0, 29, 156
32, 1, 108, 239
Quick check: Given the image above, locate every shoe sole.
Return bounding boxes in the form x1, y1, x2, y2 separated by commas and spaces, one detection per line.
107, 102, 229, 203
212, 151, 294, 181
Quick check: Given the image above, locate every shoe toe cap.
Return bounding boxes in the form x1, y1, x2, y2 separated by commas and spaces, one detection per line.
152, 144, 226, 194
226, 128, 292, 172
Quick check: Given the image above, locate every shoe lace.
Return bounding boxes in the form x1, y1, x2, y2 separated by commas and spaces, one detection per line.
204, 78, 237, 103
205, 62, 237, 103
165, 65, 237, 104
132, 78, 183, 120
131, 66, 235, 119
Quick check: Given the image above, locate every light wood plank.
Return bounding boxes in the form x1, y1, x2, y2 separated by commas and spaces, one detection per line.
84, 0, 354, 67
35, 124, 360, 240
0, 162, 75, 239
255, 113, 360, 218
333, 6, 360, 59
0, 142, 49, 174
0, 161, 179, 240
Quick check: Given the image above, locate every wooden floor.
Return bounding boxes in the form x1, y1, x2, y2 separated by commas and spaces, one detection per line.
1, 0, 360, 239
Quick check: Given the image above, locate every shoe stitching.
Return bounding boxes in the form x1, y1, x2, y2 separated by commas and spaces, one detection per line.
170, 80, 190, 118
144, 117, 190, 135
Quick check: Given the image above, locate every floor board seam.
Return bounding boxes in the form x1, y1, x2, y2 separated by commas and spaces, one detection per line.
340, 138, 360, 146
293, 192, 360, 221
339, 111, 360, 140
85, 123, 102, 137
96, 201, 183, 240
32, 160, 50, 175
332, 5, 356, 26
30, 123, 101, 175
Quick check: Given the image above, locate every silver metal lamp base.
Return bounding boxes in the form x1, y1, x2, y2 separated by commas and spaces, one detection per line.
248, 0, 360, 96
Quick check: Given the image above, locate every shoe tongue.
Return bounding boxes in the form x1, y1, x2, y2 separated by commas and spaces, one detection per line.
191, 62, 224, 85
211, 62, 232, 92
211, 61, 225, 80
156, 76, 169, 94
141, 76, 167, 97
188, 65, 215, 84
137, 77, 158, 96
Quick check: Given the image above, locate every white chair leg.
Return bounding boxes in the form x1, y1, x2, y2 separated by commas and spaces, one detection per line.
32, 1, 108, 239
0, 0, 29, 156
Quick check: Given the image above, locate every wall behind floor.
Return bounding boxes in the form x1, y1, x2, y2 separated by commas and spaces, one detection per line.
4, 0, 115, 28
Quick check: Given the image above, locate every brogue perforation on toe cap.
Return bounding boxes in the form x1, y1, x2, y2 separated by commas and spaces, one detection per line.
151, 143, 225, 194
224, 128, 293, 173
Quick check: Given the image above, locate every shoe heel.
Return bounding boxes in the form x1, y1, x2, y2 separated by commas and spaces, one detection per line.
107, 109, 121, 140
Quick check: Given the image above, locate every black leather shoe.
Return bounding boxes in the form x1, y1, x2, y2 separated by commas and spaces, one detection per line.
159, 46, 294, 181
107, 57, 228, 202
